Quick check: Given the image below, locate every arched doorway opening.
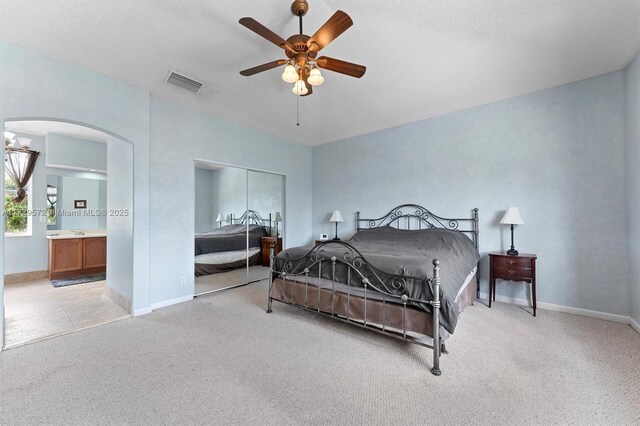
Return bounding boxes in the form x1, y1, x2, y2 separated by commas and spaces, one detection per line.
3, 119, 134, 348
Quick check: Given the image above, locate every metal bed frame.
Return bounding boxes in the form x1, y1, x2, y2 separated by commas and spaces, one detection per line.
267, 204, 479, 376
231, 209, 273, 235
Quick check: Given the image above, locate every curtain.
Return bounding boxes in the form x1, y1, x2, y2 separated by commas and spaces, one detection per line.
4, 149, 40, 204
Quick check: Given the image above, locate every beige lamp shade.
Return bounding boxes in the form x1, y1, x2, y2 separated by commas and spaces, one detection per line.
215, 213, 225, 222
274, 212, 283, 222
500, 207, 524, 225
329, 210, 344, 223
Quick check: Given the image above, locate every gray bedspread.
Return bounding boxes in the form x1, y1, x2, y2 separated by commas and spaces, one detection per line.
195, 224, 267, 255
274, 226, 479, 334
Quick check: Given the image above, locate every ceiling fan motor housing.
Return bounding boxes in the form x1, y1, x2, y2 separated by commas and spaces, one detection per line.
286, 34, 317, 63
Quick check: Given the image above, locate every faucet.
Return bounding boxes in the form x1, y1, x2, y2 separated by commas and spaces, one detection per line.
73, 230, 85, 236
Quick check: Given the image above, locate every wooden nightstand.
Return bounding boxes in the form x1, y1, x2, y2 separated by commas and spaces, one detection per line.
489, 252, 537, 316
261, 237, 282, 267
314, 239, 327, 246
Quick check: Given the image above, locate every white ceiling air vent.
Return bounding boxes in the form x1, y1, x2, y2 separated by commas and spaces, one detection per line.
166, 70, 204, 94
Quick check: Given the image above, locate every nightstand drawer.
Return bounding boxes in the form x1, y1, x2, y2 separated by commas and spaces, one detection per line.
492, 256, 532, 268
493, 265, 532, 280
489, 252, 537, 316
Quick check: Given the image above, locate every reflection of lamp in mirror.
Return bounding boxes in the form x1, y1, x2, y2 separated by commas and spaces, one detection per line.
216, 213, 225, 228
329, 210, 344, 241
274, 211, 282, 237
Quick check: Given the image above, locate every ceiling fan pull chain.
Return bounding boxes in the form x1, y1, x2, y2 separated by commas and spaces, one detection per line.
296, 92, 300, 126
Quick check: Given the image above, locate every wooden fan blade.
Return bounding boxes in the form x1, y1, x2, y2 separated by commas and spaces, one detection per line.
240, 59, 288, 76
239, 17, 295, 54
316, 56, 366, 78
307, 11, 353, 52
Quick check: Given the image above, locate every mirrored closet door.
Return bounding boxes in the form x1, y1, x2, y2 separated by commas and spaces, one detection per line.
194, 163, 248, 295
193, 162, 284, 296
248, 169, 285, 283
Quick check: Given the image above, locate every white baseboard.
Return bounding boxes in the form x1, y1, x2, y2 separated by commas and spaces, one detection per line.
631, 317, 640, 334
133, 307, 152, 316
479, 292, 630, 324
150, 294, 193, 311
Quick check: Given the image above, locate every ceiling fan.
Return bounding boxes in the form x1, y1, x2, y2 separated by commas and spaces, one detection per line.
239, 0, 366, 96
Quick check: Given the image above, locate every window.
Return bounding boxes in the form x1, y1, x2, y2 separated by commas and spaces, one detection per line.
4, 171, 32, 236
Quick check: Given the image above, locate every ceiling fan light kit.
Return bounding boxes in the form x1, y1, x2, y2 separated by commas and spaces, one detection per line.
292, 79, 308, 95
239, 0, 366, 97
308, 67, 324, 86
281, 64, 298, 83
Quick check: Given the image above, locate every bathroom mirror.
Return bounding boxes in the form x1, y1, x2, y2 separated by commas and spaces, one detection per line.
46, 174, 107, 231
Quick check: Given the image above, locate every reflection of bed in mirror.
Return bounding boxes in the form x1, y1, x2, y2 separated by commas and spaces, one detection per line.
194, 210, 271, 277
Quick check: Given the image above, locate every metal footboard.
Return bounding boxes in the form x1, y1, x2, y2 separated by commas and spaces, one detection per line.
267, 241, 444, 376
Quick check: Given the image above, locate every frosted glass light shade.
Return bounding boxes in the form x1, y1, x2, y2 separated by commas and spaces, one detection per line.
500, 207, 524, 225
274, 212, 283, 222
329, 210, 344, 223
308, 67, 324, 86
4, 131, 15, 145
281, 65, 298, 83
292, 79, 308, 95
216, 213, 225, 222
17, 137, 32, 148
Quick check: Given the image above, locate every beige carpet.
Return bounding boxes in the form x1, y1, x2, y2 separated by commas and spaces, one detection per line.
0, 280, 638, 425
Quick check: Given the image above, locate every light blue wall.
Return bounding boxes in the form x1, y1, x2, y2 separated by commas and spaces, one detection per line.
98, 180, 107, 229
626, 49, 640, 326
194, 167, 214, 232
149, 96, 312, 305
4, 133, 48, 275
46, 133, 107, 171
211, 167, 247, 225
106, 136, 134, 308
312, 72, 629, 316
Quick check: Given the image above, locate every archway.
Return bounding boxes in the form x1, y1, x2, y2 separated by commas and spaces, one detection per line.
2, 118, 135, 348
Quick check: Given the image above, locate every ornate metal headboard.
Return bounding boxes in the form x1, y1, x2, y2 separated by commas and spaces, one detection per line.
231, 210, 272, 235
356, 204, 479, 250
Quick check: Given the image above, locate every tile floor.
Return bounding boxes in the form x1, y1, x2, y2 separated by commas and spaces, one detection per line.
195, 265, 270, 295
4, 279, 130, 348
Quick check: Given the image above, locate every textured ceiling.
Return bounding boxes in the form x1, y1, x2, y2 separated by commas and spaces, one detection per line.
0, 1, 638, 146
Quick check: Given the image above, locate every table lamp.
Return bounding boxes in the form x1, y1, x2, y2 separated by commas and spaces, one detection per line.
500, 207, 524, 255
274, 211, 282, 237
216, 213, 225, 228
329, 210, 344, 241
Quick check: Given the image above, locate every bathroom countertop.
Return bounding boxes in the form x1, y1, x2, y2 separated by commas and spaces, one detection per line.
46, 232, 107, 240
